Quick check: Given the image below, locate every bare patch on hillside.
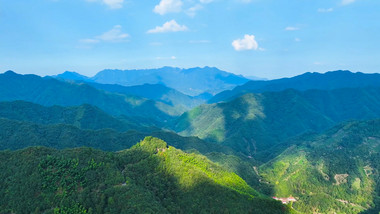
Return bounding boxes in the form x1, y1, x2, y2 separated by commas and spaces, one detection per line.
334, 174, 349, 185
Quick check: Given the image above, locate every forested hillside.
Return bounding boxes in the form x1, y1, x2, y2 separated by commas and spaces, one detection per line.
260, 120, 380, 214
0, 137, 292, 214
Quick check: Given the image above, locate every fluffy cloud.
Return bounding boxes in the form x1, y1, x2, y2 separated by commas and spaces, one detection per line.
147, 20, 188, 33
285, 26, 299, 31
232, 34, 259, 51
317, 8, 334, 13
86, 0, 124, 9
81, 25, 129, 44
341, 0, 356, 5
154, 0, 183, 15
96, 25, 129, 42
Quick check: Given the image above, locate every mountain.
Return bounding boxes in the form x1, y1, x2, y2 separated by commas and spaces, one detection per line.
67, 66, 249, 96
259, 119, 380, 214
210, 70, 380, 103
0, 101, 152, 132
0, 101, 266, 190
54, 71, 92, 82
0, 71, 182, 123
0, 137, 292, 213
85, 82, 206, 110
172, 87, 380, 160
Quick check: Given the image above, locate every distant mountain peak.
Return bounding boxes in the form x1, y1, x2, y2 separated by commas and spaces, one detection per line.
4, 70, 17, 75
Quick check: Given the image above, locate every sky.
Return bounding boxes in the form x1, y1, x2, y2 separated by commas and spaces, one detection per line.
0, 0, 379, 79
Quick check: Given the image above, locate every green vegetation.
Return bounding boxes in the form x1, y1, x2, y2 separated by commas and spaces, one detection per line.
259, 120, 380, 213
0, 137, 291, 213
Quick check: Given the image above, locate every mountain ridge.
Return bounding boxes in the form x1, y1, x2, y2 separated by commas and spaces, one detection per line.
210, 70, 380, 103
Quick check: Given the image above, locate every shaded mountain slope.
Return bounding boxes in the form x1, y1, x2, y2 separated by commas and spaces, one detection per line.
0, 101, 151, 132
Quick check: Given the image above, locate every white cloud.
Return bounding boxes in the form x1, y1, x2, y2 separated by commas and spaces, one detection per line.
103, 0, 124, 9
294, 38, 301, 42
80, 39, 100, 44
232, 34, 259, 51
96, 25, 129, 42
80, 25, 129, 45
237, 0, 252, 3
147, 20, 188, 33
85, 0, 124, 9
285, 26, 299, 31
154, 0, 183, 15
200, 0, 213, 3
186, 4, 203, 17
318, 8, 334, 13
156, 56, 177, 60
341, 0, 356, 5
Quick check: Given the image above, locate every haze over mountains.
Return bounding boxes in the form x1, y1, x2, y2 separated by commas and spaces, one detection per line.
1, 68, 379, 213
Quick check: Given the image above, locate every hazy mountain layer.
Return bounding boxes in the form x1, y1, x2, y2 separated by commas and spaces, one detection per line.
0, 71, 182, 123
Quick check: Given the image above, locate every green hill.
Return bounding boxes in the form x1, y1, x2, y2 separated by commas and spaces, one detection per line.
259, 120, 380, 214
173, 88, 380, 160
0, 137, 291, 213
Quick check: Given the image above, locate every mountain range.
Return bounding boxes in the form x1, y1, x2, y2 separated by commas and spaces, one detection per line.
55, 66, 250, 96
1, 68, 379, 213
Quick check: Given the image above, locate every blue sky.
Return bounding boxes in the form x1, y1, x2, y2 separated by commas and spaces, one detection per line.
0, 0, 379, 79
